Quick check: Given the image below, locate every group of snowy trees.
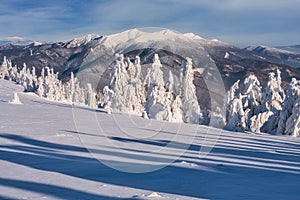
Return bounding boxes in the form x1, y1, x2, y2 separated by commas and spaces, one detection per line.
1, 54, 299, 136
103, 53, 299, 136
102, 53, 202, 124
0, 56, 97, 108
225, 69, 299, 137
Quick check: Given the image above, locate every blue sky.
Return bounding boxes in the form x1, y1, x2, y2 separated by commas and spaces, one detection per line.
0, 0, 299, 47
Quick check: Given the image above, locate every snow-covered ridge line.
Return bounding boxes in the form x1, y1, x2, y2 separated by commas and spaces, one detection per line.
65, 34, 101, 48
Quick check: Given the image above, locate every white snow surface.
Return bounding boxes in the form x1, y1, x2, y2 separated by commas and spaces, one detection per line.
1, 79, 300, 199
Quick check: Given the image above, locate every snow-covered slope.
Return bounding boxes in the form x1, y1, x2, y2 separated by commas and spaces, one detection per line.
1, 79, 300, 199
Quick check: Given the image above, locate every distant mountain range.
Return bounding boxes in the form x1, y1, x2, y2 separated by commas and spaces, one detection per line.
276, 45, 300, 54
0, 30, 299, 109
0, 37, 34, 46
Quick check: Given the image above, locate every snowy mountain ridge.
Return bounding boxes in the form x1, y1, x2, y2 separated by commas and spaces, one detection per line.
101, 29, 230, 51
64, 34, 102, 48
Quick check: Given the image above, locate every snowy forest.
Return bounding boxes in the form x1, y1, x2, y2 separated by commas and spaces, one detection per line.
0, 54, 299, 137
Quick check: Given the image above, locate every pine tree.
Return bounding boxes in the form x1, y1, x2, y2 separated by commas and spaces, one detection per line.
144, 54, 169, 120
284, 97, 300, 137
277, 78, 300, 135
86, 83, 97, 108
241, 74, 263, 129
260, 70, 285, 133
181, 57, 201, 124
103, 86, 114, 114
0, 56, 9, 79
134, 56, 141, 80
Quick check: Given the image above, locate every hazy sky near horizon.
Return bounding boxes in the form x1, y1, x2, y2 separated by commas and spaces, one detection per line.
0, 0, 299, 47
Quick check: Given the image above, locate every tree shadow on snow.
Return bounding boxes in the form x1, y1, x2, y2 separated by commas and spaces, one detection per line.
1, 132, 300, 199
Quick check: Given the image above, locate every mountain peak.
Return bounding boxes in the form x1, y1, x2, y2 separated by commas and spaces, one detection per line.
65, 34, 102, 48
184, 32, 205, 40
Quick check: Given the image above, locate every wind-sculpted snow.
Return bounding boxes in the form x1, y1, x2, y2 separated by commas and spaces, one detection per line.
1, 79, 300, 199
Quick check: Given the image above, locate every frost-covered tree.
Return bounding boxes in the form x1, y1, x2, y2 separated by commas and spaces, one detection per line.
69, 72, 76, 102
277, 78, 300, 135
85, 83, 97, 108
181, 57, 201, 124
242, 74, 263, 110
262, 69, 285, 112
103, 86, 114, 114
8, 64, 18, 82
0, 56, 9, 79
73, 82, 85, 105
37, 70, 45, 97
226, 93, 246, 131
284, 96, 300, 137
109, 54, 130, 112
240, 74, 263, 130
126, 57, 136, 81
225, 80, 240, 129
255, 70, 285, 133
144, 54, 171, 120
134, 56, 141, 80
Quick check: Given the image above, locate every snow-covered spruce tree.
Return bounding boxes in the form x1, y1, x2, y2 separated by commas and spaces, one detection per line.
109, 54, 130, 112
73, 82, 85, 105
284, 96, 300, 137
250, 70, 285, 133
44, 67, 55, 100
226, 93, 246, 131
126, 57, 136, 81
181, 57, 202, 124
124, 56, 146, 114
85, 83, 97, 108
225, 80, 239, 129
144, 54, 171, 120
276, 78, 300, 135
241, 74, 263, 130
0, 56, 10, 79
134, 56, 141, 80
8, 64, 19, 82
37, 68, 45, 97
262, 69, 285, 112
102, 85, 114, 114
69, 72, 76, 102
242, 74, 263, 111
